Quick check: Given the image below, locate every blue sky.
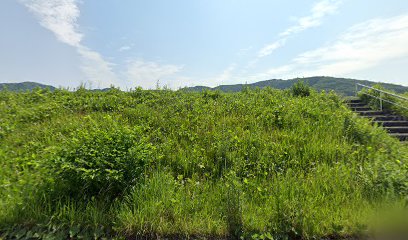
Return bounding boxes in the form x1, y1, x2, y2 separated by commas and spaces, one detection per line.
1, 0, 408, 89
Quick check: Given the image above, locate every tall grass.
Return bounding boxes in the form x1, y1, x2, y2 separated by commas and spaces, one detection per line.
0, 87, 407, 239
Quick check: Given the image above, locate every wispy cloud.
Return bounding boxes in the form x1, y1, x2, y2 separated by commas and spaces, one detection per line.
253, 14, 408, 80
210, 64, 237, 86
280, 0, 343, 37
257, 0, 343, 58
19, 0, 118, 88
126, 60, 184, 89
20, 0, 82, 46
257, 39, 286, 58
237, 46, 253, 57
118, 45, 132, 52
252, 65, 294, 80
77, 46, 118, 88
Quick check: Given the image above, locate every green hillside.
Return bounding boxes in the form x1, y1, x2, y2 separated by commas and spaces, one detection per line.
0, 82, 56, 91
3, 77, 407, 96
185, 77, 408, 96
0, 87, 407, 239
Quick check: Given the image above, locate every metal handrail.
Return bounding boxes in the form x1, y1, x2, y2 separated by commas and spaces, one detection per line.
356, 83, 408, 111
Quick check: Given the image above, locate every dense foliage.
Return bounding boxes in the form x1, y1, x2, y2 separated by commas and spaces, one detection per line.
55, 118, 154, 198
0, 87, 407, 239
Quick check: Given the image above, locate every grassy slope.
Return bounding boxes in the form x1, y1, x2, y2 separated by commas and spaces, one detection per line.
0, 87, 407, 239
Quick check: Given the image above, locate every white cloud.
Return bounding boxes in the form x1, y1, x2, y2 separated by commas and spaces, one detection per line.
257, 39, 286, 58
257, 0, 342, 58
243, 65, 295, 83
118, 45, 132, 52
19, 0, 118, 88
77, 46, 118, 88
280, 0, 342, 37
254, 14, 408, 80
237, 46, 253, 57
19, 0, 82, 46
297, 14, 408, 75
126, 60, 184, 89
161, 65, 241, 89
206, 64, 237, 86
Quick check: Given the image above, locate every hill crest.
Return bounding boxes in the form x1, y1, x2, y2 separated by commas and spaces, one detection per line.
2, 77, 407, 96
183, 76, 408, 96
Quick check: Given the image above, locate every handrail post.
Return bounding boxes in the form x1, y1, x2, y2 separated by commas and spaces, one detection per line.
355, 83, 358, 97
380, 92, 383, 111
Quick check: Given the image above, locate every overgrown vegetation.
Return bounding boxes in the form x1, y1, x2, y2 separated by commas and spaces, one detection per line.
0, 87, 407, 239
359, 84, 408, 117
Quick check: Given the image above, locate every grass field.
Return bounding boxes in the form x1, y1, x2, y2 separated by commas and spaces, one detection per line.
0, 86, 407, 239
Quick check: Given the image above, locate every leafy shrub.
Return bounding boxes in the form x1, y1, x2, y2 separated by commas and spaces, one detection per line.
343, 115, 371, 144
291, 81, 311, 97
202, 90, 221, 101
54, 116, 154, 198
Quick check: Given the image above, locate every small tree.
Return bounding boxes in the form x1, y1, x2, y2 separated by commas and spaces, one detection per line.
291, 81, 311, 97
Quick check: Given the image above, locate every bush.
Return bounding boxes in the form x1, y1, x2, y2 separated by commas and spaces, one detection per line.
54, 117, 154, 198
202, 90, 221, 101
291, 81, 311, 97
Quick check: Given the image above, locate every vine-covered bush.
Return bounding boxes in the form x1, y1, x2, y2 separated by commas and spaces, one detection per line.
54, 116, 154, 198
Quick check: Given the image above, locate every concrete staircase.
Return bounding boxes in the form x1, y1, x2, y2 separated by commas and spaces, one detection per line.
346, 99, 408, 141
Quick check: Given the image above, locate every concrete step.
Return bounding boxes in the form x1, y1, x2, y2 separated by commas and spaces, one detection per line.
374, 121, 408, 127
356, 111, 384, 116
347, 103, 367, 107
347, 99, 364, 104
351, 107, 372, 111
389, 133, 408, 141
364, 115, 406, 121
384, 126, 408, 133
346, 98, 408, 141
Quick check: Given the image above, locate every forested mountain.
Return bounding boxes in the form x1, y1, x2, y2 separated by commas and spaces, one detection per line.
2, 77, 407, 96
184, 77, 408, 96
0, 82, 55, 91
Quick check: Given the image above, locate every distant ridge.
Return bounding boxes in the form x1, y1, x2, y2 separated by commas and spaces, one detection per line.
183, 76, 408, 96
2, 77, 408, 95
0, 82, 55, 91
